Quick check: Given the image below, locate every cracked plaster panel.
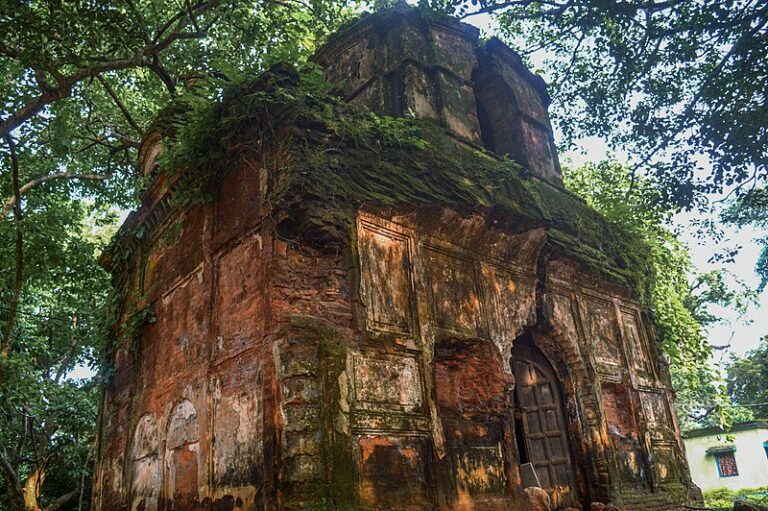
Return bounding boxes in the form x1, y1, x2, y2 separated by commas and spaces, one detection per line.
129, 414, 161, 511
347, 351, 430, 432
639, 390, 674, 442
138, 267, 210, 390
649, 444, 681, 485
165, 399, 203, 510
619, 308, 655, 384
384, 208, 547, 271
453, 445, 512, 510
424, 244, 485, 338
544, 260, 659, 381
583, 296, 625, 375
351, 351, 424, 414
214, 232, 265, 361
211, 352, 263, 494
357, 218, 415, 337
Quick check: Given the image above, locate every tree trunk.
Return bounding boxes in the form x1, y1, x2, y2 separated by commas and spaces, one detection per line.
0, 451, 25, 511
1, 133, 23, 383
23, 467, 44, 511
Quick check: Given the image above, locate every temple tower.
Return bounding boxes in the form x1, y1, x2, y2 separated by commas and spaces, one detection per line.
93, 7, 698, 511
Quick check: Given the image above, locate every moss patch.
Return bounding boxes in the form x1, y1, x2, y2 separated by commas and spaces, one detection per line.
111, 65, 654, 302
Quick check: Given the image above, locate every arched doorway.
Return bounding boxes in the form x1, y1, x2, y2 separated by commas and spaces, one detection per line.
511, 335, 577, 509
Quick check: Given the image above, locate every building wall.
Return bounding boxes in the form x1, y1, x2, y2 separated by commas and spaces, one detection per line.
93, 192, 698, 509
684, 427, 768, 491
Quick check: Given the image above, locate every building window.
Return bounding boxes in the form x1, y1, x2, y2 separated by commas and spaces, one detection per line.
763, 441, 768, 460
715, 452, 738, 477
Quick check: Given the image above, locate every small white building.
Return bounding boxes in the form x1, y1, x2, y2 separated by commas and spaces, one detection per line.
683, 420, 768, 491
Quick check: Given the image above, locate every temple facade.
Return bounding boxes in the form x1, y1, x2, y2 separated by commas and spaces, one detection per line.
92, 7, 699, 511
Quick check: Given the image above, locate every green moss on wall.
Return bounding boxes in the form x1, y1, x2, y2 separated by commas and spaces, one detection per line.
108, 65, 654, 303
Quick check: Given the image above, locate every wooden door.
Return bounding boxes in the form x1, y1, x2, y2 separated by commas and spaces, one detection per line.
512, 342, 576, 509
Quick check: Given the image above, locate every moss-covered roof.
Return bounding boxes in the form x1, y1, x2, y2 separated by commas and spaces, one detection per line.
109, 66, 653, 301
281, 116, 650, 294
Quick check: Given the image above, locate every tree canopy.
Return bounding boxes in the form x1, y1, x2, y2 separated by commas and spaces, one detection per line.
1, 1, 354, 508
726, 335, 768, 420
430, 0, 768, 209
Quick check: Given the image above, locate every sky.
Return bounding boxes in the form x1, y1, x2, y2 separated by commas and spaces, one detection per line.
458, 12, 767, 359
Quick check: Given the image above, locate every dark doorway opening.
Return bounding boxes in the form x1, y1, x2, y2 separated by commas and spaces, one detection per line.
511, 334, 577, 509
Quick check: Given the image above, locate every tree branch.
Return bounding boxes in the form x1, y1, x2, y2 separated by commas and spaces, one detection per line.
45, 489, 79, 511
0, 0, 224, 137
146, 55, 177, 94
0, 448, 24, 511
1, 173, 108, 221
96, 76, 142, 134
24, 466, 45, 511
53, 316, 80, 384
460, 0, 571, 19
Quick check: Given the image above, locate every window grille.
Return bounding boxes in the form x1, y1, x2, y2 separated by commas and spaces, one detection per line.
715, 452, 738, 477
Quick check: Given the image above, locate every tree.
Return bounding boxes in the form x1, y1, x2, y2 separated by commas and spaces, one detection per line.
1, 1, 354, 508
726, 335, 768, 420
420, 0, 767, 209
722, 186, 768, 292
563, 160, 753, 429
0, 196, 114, 511
1, 0, 354, 375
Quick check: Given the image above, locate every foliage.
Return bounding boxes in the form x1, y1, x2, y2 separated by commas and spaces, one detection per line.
563, 160, 752, 429
149, 62, 436, 212
704, 487, 768, 510
726, 335, 768, 419
419, 0, 768, 211
140, 67, 655, 300
1, 1, 356, 509
0, 198, 115, 511
723, 187, 768, 292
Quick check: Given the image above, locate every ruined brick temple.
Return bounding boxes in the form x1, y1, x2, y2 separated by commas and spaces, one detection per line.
93, 7, 699, 511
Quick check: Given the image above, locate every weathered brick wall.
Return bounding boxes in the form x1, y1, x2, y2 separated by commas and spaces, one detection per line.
93, 162, 273, 510
314, 8, 561, 184
94, 195, 696, 511
94, 8, 697, 511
